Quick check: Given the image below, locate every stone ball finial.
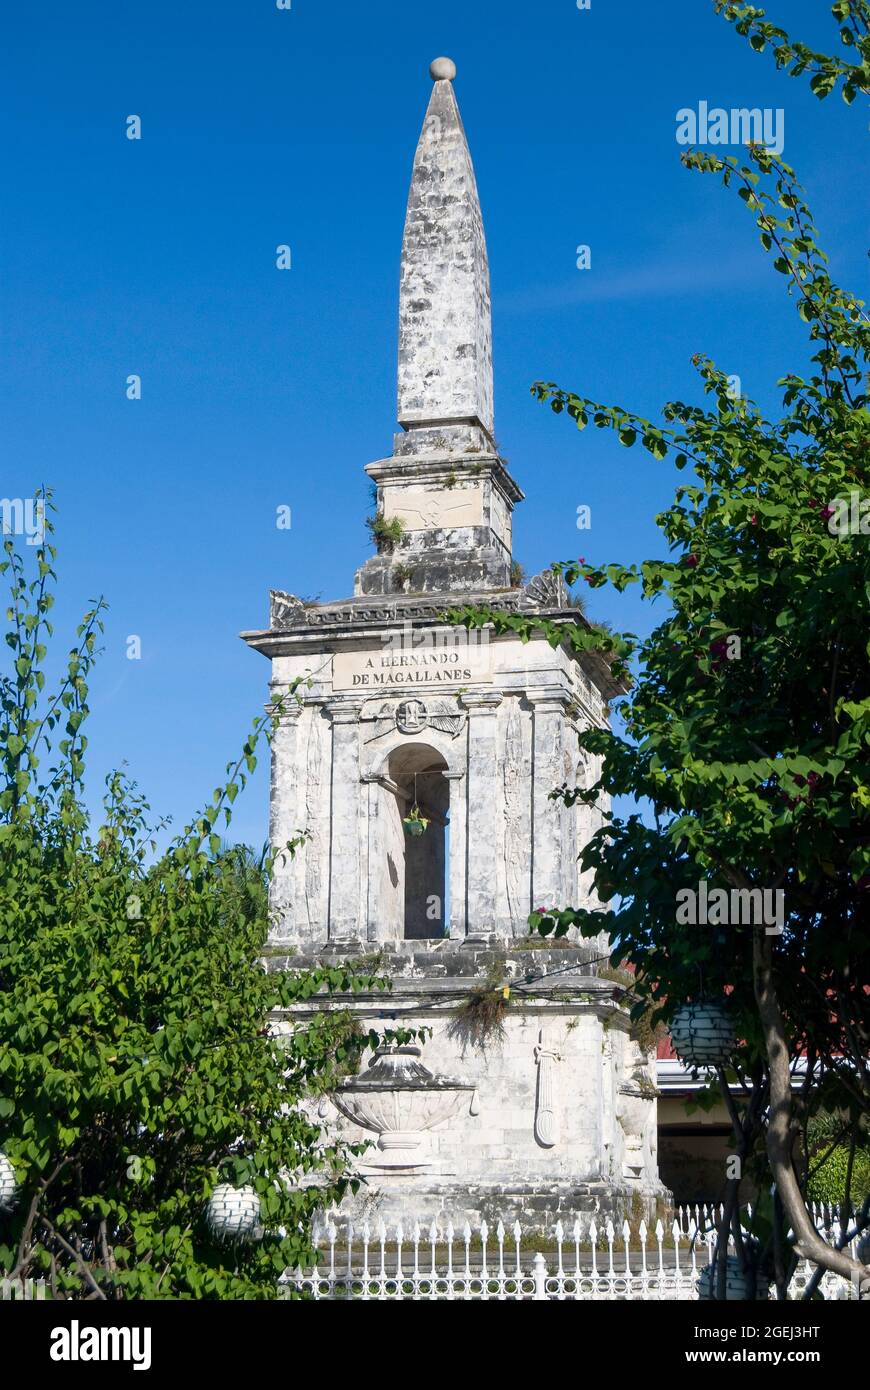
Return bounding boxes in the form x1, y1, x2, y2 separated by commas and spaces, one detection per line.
429, 57, 457, 82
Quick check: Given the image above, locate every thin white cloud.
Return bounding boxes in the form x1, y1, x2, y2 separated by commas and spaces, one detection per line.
497, 253, 769, 313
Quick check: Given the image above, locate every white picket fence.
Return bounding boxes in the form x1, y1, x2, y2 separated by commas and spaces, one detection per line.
290, 1205, 862, 1301
674, 1200, 853, 1241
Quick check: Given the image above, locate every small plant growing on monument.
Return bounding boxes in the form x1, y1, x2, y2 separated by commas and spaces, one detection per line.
509, 560, 526, 588
393, 562, 415, 591
448, 971, 511, 1054
366, 512, 405, 554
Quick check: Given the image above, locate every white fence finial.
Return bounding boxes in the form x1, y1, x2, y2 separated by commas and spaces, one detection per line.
289, 1209, 856, 1301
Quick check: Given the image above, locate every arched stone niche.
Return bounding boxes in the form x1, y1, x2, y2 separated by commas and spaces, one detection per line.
388, 741, 449, 940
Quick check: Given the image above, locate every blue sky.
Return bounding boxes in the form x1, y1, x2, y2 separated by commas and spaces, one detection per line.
2, 0, 865, 846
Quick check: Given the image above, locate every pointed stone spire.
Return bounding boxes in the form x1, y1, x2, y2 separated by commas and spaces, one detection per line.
397, 57, 494, 443
354, 59, 523, 598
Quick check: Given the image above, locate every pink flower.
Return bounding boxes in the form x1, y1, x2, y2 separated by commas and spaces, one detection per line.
685, 554, 699, 568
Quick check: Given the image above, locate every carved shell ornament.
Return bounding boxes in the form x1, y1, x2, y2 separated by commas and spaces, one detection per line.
518, 568, 568, 609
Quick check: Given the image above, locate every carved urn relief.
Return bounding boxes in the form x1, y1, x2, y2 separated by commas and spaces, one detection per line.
332, 1047, 476, 1171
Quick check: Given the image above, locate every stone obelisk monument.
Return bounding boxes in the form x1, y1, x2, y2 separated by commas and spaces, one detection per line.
243, 58, 665, 1229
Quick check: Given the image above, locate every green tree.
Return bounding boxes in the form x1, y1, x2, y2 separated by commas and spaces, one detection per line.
0, 502, 399, 1299
715, 0, 869, 104
806, 1111, 870, 1206
453, 3, 869, 1291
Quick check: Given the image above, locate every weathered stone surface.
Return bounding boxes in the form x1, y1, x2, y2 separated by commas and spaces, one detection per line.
332, 642, 493, 692
355, 451, 522, 595
384, 483, 484, 531
397, 67, 493, 438
277, 959, 667, 1231
254, 627, 614, 945
244, 59, 666, 1231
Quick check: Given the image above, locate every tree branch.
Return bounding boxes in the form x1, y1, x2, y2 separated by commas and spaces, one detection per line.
752, 922, 869, 1282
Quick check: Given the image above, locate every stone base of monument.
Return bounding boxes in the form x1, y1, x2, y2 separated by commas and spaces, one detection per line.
277, 942, 671, 1236
318, 1180, 670, 1240
355, 1142, 463, 1176
241, 51, 678, 1244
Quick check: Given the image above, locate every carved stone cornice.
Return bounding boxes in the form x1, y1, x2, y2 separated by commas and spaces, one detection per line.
265, 700, 304, 723
365, 451, 524, 506
323, 699, 365, 724
526, 686, 572, 713
261, 577, 576, 634
241, 583, 626, 701
459, 691, 503, 713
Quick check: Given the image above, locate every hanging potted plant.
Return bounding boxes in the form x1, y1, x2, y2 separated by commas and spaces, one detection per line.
403, 805, 429, 837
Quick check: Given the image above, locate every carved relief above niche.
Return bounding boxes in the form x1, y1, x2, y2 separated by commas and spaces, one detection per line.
358, 696, 467, 741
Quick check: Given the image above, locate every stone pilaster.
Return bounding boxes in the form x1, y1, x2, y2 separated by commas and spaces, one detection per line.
362, 775, 379, 943
528, 689, 570, 912
443, 769, 466, 939
460, 691, 502, 935
267, 693, 303, 941
560, 718, 579, 909
325, 700, 364, 941
362, 771, 402, 944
